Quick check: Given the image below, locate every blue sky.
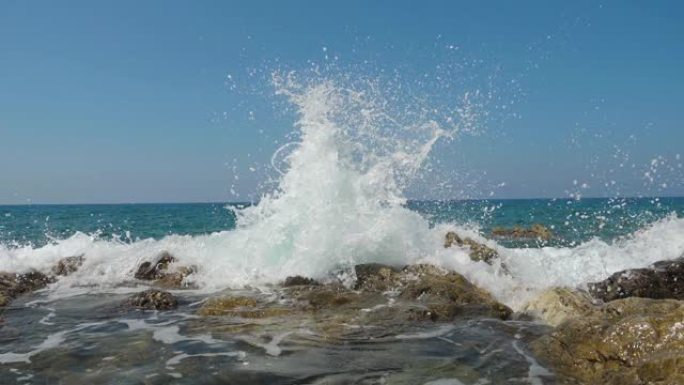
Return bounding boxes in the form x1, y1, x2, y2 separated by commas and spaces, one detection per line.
1, 0, 682, 204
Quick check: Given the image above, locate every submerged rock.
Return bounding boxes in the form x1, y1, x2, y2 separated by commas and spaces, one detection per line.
198, 295, 291, 318
0, 271, 52, 309
588, 257, 684, 302
444, 232, 499, 264
124, 289, 177, 310
531, 297, 684, 384
52, 255, 85, 276
199, 296, 257, 315
491, 224, 552, 240
521, 287, 597, 327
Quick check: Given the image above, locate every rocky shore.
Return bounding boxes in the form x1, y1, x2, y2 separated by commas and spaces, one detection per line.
1, 230, 683, 384
521, 258, 684, 384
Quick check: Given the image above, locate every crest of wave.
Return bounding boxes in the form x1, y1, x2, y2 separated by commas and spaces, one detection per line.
202, 72, 455, 286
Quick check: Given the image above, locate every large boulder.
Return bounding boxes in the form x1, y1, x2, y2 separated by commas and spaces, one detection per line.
531, 297, 684, 384
588, 257, 684, 302
444, 232, 499, 264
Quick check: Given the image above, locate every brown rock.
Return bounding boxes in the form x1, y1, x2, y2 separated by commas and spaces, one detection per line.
154, 266, 195, 289
399, 264, 512, 320
531, 297, 684, 384
521, 287, 597, 327
52, 255, 84, 276
197, 296, 258, 316
197, 263, 511, 325
124, 289, 177, 310
0, 270, 52, 310
134, 252, 194, 289
588, 257, 684, 302
491, 224, 552, 240
134, 251, 176, 280
444, 232, 499, 264
282, 276, 319, 287
354, 263, 401, 291
197, 295, 291, 318
301, 289, 354, 309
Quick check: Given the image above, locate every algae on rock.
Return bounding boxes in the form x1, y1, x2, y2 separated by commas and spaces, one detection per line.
531, 297, 684, 385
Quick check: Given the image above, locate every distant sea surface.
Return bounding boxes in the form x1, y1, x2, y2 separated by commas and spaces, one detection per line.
1, 197, 683, 248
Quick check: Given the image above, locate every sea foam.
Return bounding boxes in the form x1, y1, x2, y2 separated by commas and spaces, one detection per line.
1, 76, 683, 310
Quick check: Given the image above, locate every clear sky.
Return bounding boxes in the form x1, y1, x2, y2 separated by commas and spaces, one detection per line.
1, 0, 682, 204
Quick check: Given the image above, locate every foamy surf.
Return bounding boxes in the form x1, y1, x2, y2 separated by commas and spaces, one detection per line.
1, 75, 683, 385
1, 213, 683, 310
1, 76, 683, 312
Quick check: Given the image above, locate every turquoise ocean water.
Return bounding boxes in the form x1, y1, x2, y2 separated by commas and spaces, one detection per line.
2, 197, 682, 249
1, 197, 683, 384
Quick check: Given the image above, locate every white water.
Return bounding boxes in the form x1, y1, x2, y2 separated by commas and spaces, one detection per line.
1, 76, 683, 310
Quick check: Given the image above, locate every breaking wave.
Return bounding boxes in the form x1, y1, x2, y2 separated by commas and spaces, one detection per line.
1, 75, 683, 310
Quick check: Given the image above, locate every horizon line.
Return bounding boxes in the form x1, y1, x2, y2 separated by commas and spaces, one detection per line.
1, 195, 683, 207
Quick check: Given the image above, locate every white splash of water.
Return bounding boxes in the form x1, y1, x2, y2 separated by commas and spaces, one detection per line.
0, 75, 683, 311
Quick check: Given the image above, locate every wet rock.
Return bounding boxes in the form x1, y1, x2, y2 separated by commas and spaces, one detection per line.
229, 307, 293, 319
0, 290, 10, 309
282, 276, 320, 287
300, 288, 355, 309
521, 287, 597, 327
399, 264, 512, 320
197, 264, 511, 326
354, 263, 401, 290
134, 252, 195, 289
444, 232, 499, 264
531, 297, 684, 384
199, 296, 257, 315
16, 271, 52, 291
134, 252, 176, 280
354, 263, 512, 320
124, 289, 177, 310
491, 224, 552, 240
0, 270, 52, 310
154, 266, 195, 289
198, 295, 291, 318
588, 257, 684, 302
51, 255, 84, 276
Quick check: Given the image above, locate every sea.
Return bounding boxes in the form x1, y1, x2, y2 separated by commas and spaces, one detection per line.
1, 78, 683, 384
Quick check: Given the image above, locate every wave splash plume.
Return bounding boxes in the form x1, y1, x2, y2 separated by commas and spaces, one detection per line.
1, 75, 683, 311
